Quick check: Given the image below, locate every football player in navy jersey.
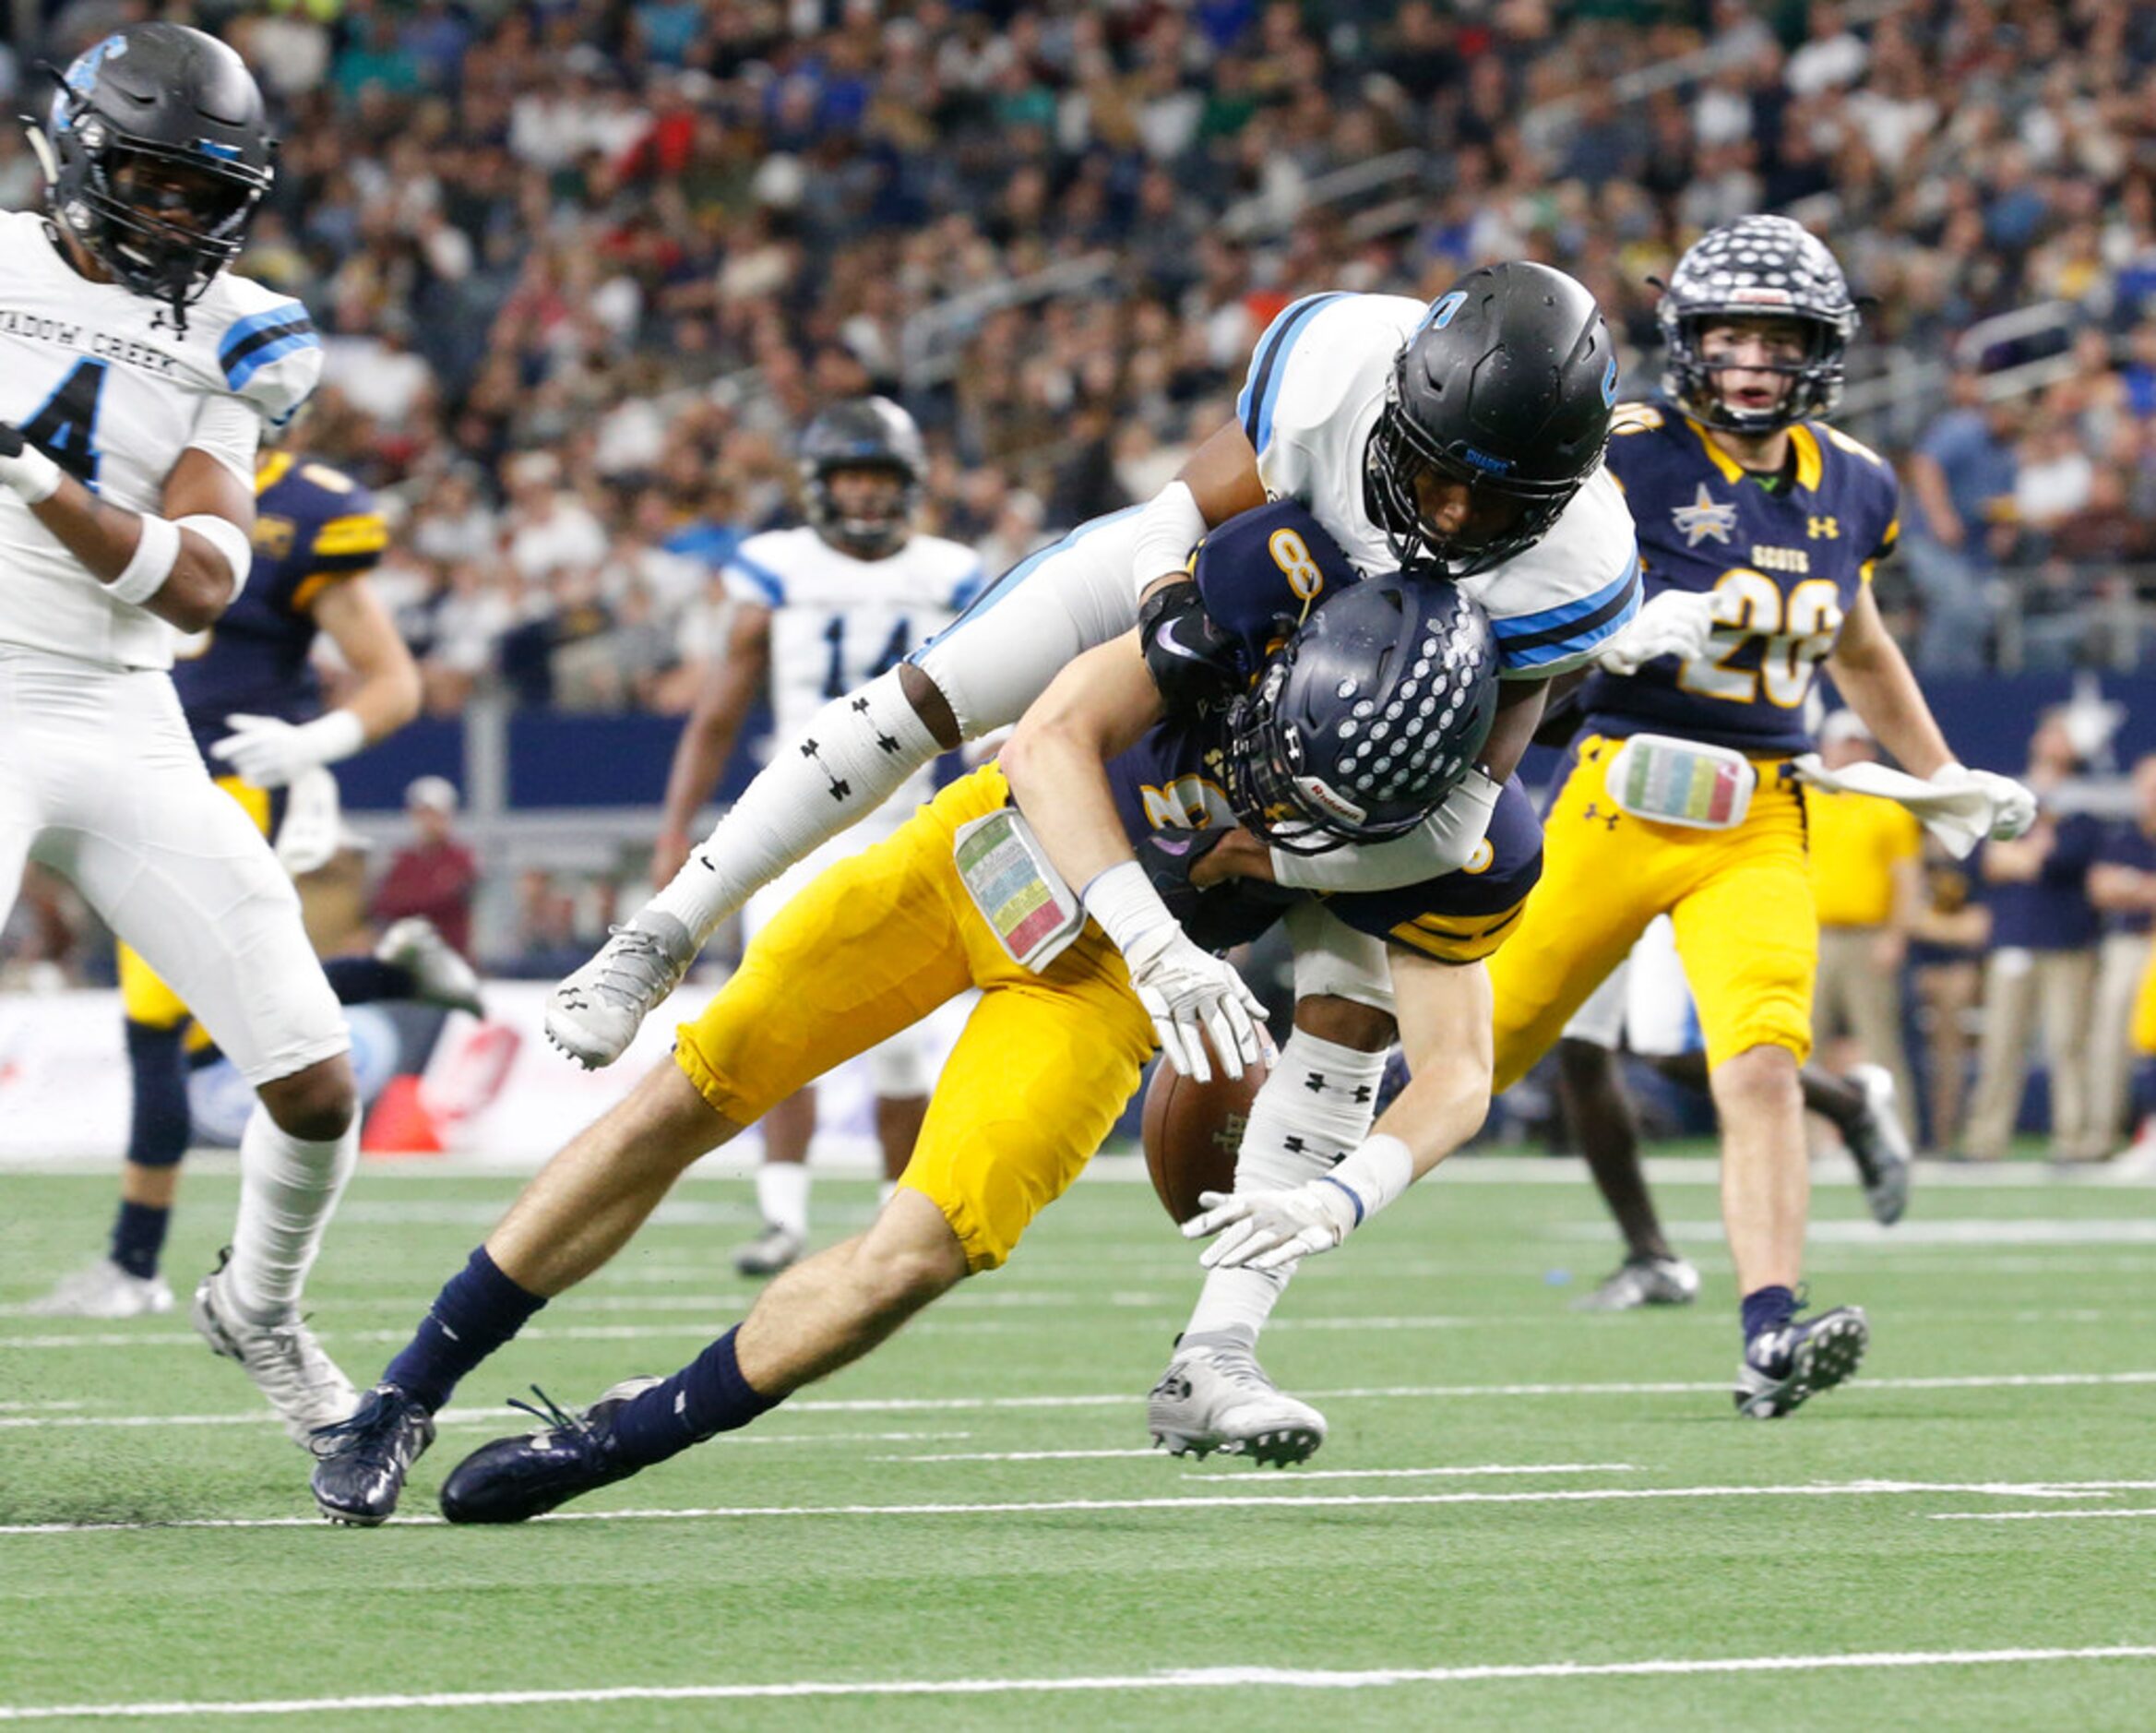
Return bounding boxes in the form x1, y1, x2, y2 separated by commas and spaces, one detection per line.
1483, 217, 2037, 1416
308, 504, 1533, 1524
28, 446, 478, 1320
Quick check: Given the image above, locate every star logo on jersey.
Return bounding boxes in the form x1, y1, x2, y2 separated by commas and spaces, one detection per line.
1672, 484, 1738, 548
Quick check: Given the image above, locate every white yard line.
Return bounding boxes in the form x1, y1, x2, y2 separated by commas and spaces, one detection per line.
1930, 1508, 2156, 1523
3, 1479, 2146, 1536
8, 1368, 2156, 1428
6, 1645, 2156, 1718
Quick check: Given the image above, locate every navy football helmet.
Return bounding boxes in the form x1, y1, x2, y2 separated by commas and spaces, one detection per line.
1223, 574, 1499, 854
32, 25, 274, 325
1366, 262, 1614, 578
800, 397, 927, 559
1659, 216, 1857, 433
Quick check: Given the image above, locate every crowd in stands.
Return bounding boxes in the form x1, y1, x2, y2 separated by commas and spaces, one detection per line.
6, 0, 2156, 708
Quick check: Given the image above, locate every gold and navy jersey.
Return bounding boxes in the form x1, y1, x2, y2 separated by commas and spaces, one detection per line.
1575, 400, 1900, 756
172, 452, 387, 759
1099, 499, 1543, 964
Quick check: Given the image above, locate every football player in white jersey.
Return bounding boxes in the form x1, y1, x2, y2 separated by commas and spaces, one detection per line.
641, 399, 981, 1275
0, 25, 361, 1441
545, 265, 1639, 1458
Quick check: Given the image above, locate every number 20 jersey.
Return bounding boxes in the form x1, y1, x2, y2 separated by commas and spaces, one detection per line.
0, 210, 321, 672
1574, 400, 1900, 755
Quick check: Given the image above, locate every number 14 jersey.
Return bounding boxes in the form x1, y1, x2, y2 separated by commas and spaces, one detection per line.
1575, 400, 1900, 755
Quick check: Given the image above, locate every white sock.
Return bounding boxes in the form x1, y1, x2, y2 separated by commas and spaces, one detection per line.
1183, 1030, 1389, 1345
225, 1105, 360, 1323
756, 1160, 811, 1237
650, 670, 943, 944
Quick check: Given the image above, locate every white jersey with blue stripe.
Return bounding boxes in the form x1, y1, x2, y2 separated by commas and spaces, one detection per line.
0, 210, 321, 670
724, 523, 983, 750
1236, 291, 1639, 679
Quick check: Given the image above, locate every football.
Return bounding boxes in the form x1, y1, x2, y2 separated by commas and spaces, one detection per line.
1139, 1046, 1270, 1224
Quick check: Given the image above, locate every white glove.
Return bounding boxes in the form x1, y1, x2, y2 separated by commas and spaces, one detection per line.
1929, 761, 2038, 842
208, 710, 366, 789
1121, 921, 1267, 1084
1183, 1182, 1358, 1272
1596, 587, 1748, 675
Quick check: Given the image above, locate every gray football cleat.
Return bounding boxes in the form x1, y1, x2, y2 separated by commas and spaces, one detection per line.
544, 910, 697, 1070
733, 1224, 806, 1278
23, 1257, 174, 1319
1733, 1305, 1869, 1419
376, 916, 484, 1017
1572, 1254, 1701, 1312
191, 1249, 358, 1446
1147, 1341, 1326, 1467
1843, 1064, 1912, 1226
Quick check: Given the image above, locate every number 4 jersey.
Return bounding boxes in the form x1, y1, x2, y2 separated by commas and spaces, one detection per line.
0, 209, 321, 672
1575, 400, 1900, 754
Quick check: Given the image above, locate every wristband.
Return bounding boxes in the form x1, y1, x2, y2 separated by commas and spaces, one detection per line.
1080, 859, 1177, 954
176, 512, 256, 600
1322, 1133, 1416, 1225
297, 707, 368, 767
109, 514, 183, 607
1130, 479, 1208, 597
0, 440, 62, 506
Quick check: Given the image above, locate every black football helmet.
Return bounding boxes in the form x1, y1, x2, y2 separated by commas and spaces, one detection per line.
30, 25, 274, 325
1366, 261, 1615, 578
800, 397, 927, 559
1658, 215, 1857, 433
1223, 574, 1499, 855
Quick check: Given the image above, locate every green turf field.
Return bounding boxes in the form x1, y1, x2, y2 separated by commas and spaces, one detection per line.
4, 1154, 2155, 1729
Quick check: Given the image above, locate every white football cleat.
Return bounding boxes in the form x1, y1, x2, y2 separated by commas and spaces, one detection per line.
733, 1224, 806, 1278
1842, 1063, 1912, 1226
544, 910, 697, 1070
191, 1251, 358, 1446
23, 1257, 173, 1319
375, 916, 483, 1017
1572, 1253, 1701, 1312
1147, 1341, 1327, 1467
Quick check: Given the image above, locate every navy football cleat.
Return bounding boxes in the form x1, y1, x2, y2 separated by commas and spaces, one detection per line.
1733, 1305, 1869, 1419
438, 1379, 661, 1524
308, 1384, 436, 1525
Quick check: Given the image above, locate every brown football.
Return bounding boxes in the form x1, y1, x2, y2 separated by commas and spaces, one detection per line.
1140, 1047, 1270, 1225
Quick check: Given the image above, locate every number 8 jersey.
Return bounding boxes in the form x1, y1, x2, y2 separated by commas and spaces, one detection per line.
1574, 400, 1900, 753
0, 209, 320, 671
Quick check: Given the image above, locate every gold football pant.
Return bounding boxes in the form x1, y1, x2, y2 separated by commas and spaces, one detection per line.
1491, 735, 1817, 1092
674, 766, 1156, 1273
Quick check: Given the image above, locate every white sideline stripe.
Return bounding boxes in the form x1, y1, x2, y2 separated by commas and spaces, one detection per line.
4, 1480, 2147, 1536
9, 1368, 2156, 1428
1930, 1508, 2156, 1523
1182, 1464, 1639, 1482
1655, 1217, 2156, 1246
6, 1645, 2156, 1718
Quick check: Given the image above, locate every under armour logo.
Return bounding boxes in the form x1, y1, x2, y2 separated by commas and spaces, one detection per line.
1283, 1135, 1307, 1154
149, 308, 173, 335
1581, 802, 1621, 831
1808, 516, 1840, 540
1352, 1085, 1374, 1105
1303, 1071, 1328, 1094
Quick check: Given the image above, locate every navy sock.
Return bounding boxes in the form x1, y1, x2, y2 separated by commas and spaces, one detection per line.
324, 957, 418, 1005
383, 1247, 547, 1412
609, 1327, 779, 1469
125, 1020, 192, 1172
1741, 1284, 1797, 1342
109, 1200, 171, 1281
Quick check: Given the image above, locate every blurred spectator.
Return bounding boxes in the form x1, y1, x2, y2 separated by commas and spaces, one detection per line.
2086, 754, 2156, 1153
1805, 711, 1922, 1123
1907, 837, 1991, 1154
371, 777, 479, 959
1901, 372, 2018, 674
1962, 716, 2104, 1162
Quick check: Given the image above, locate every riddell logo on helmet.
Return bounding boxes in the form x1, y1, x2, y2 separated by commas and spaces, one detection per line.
1459, 447, 1514, 474
1292, 773, 1366, 828
1728, 286, 1797, 305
